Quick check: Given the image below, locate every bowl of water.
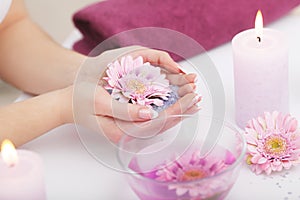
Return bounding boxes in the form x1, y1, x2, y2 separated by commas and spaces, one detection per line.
117, 115, 246, 200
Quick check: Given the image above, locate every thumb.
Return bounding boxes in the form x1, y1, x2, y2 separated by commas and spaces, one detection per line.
94, 85, 158, 121
110, 100, 159, 121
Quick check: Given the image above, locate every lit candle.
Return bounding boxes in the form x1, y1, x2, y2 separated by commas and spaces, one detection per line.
0, 140, 46, 200
232, 10, 289, 128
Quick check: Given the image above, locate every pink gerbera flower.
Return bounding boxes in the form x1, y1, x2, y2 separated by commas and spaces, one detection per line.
245, 111, 300, 175
103, 56, 171, 106
154, 150, 234, 198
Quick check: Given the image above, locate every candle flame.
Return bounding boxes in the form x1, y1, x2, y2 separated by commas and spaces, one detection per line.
255, 10, 263, 42
1, 139, 18, 167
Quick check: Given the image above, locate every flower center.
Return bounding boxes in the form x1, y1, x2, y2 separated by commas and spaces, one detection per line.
180, 169, 207, 181
126, 79, 146, 94
264, 135, 287, 158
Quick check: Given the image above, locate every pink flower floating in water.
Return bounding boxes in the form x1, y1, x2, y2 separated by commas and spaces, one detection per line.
153, 149, 235, 198
245, 111, 300, 175
103, 56, 171, 107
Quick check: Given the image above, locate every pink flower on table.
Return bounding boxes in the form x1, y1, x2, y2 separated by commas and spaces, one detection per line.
155, 150, 233, 198
245, 111, 300, 175
103, 55, 171, 106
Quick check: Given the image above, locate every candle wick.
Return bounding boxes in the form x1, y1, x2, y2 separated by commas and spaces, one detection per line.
257, 36, 261, 43
8, 163, 16, 168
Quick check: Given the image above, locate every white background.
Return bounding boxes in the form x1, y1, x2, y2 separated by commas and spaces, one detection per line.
20, 9, 300, 200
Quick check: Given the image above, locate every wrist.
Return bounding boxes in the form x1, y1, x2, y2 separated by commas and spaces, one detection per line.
67, 52, 87, 85
56, 86, 74, 124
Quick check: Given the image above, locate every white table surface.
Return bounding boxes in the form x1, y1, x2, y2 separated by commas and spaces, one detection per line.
20, 9, 300, 200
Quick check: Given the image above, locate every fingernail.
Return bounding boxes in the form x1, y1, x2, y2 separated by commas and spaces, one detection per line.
192, 84, 197, 92
188, 95, 201, 109
194, 75, 198, 83
179, 69, 186, 74
177, 65, 186, 74
197, 96, 203, 103
195, 106, 202, 112
196, 105, 202, 110
139, 108, 159, 119
195, 96, 202, 108
186, 73, 197, 83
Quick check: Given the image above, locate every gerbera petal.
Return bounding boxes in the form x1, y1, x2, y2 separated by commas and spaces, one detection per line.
258, 157, 268, 164
245, 133, 258, 145
287, 118, 298, 133
294, 148, 300, 156
271, 111, 279, 127
133, 56, 144, 69
225, 150, 236, 164
272, 160, 281, 166
284, 119, 292, 132
252, 119, 264, 136
151, 98, 164, 106
264, 112, 273, 129
120, 56, 126, 74
275, 112, 284, 130
265, 166, 272, 175
189, 188, 200, 197
271, 162, 283, 172
176, 187, 188, 196
245, 127, 259, 136
257, 116, 267, 131
251, 154, 262, 163
113, 60, 123, 78
260, 162, 270, 170
247, 145, 258, 154
168, 184, 177, 190
282, 161, 292, 169
254, 164, 263, 174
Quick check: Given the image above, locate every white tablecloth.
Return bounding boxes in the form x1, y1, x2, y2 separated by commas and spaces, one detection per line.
21, 9, 300, 200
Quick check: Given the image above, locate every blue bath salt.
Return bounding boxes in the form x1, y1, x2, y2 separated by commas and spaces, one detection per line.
107, 85, 179, 112
151, 85, 179, 112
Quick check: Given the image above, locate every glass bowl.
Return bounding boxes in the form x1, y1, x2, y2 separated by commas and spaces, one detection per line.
117, 115, 246, 200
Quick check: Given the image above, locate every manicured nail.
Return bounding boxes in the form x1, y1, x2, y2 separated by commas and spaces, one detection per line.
194, 106, 202, 112
192, 84, 197, 92
177, 65, 186, 74
139, 108, 159, 119
194, 75, 198, 83
198, 96, 203, 103
188, 95, 201, 109
186, 73, 197, 83
196, 98, 203, 108
179, 69, 186, 74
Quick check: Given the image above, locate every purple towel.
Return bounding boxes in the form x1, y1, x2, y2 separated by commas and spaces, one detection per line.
73, 0, 300, 58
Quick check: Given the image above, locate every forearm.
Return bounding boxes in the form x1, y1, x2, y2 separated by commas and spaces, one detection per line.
0, 17, 85, 94
0, 88, 72, 147
0, 1, 86, 94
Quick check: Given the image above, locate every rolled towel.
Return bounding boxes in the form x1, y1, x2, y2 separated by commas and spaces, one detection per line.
73, 0, 300, 58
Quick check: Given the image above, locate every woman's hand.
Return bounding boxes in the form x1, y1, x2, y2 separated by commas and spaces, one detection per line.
61, 46, 200, 143
100, 46, 185, 74
93, 78, 200, 143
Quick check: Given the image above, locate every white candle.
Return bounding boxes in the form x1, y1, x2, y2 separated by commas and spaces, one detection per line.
0, 140, 46, 200
232, 10, 289, 128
